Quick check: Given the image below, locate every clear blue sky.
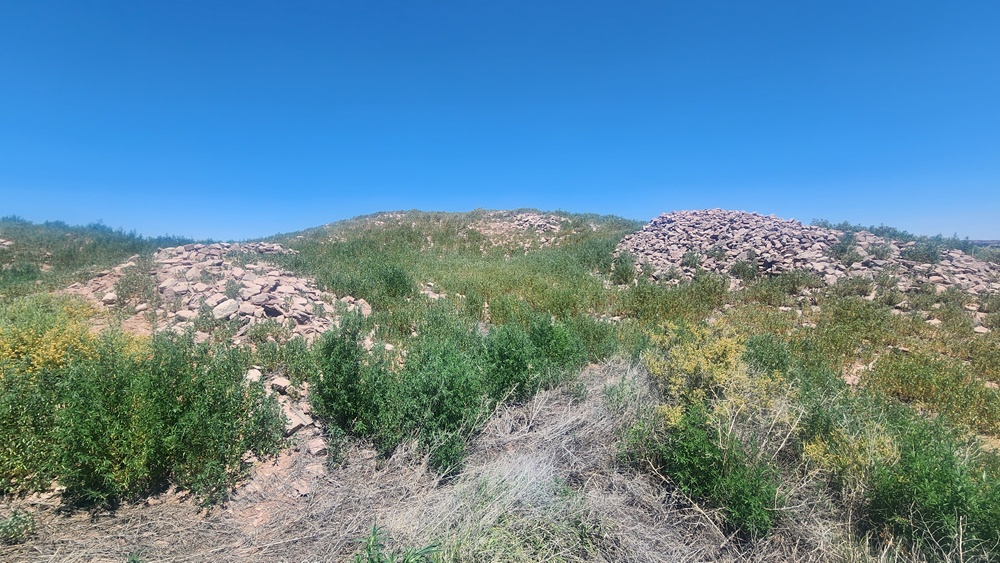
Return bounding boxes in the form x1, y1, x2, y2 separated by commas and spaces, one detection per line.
2, 1, 998, 240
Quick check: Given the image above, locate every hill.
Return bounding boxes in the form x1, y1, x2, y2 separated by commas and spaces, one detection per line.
2, 209, 999, 562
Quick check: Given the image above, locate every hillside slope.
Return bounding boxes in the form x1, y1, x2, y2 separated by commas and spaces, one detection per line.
2, 209, 999, 562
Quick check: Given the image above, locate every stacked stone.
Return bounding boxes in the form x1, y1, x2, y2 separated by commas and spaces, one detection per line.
617, 209, 1000, 295
66, 242, 371, 343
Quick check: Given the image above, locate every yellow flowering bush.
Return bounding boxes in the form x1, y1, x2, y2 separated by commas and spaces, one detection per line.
0, 295, 98, 377
642, 321, 744, 404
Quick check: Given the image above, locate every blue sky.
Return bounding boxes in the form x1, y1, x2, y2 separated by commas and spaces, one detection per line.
1, 1, 998, 240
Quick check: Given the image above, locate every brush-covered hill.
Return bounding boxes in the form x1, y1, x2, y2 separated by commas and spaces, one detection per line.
2, 209, 999, 562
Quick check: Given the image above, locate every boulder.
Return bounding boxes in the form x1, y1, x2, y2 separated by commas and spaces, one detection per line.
212, 299, 239, 320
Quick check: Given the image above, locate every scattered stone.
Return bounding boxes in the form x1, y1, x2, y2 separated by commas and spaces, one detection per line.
101, 292, 117, 305
270, 377, 292, 394
306, 438, 328, 457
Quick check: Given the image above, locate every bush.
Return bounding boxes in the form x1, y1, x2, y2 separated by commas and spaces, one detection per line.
0, 509, 35, 545
681, 251, 701, 268
743, 334, 790, 376
869, 243, 892, 260
610, 252, 636, 285
55, 333, 285, 505
729, 260, 759, 282
624, 403, 779, 539
828, 232, 862, 265
901, 241, 941, 264
0, 325, 285, 506
617, 274, 728, 326
312, 315, 367, 431
830, 276, 873, 298
866, 419, 1000, 555
483, 324, 536, 403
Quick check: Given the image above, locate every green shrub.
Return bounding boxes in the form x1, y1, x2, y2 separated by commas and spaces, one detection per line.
830, 276, 873, 298
743, 334, 790, 376
54, 333, 285, 506
867, 351, 1000, 435
617, 274, 728, 326
312, 315, 367, 432
828, 232, 861, 265
901, 241, 941, 264
706, 247, 727, 261
0, 509, 35, 545
483, 324, 536, 403
528, 315, 586, 377
681, 251, 701, 268
610, 252, 636, 285
869, 243, 892, 260
866, 419, 1000, 556
729, 260, 759, 282
623, 403, 779, 539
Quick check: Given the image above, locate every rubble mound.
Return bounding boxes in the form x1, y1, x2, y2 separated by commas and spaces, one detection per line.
471, 210, 584, 252
64, 242, 371, 344
617, 209, 1000, 294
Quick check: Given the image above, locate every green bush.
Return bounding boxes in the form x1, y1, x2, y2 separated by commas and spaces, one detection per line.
56, 333, 285, 505
610, 252, 636, 285
312, 316, 367, 431
483, 324, 536, 403
0, 509, 35, 545
828, 232, 862, 265
312, 309, 490, 474
729, 260, 759, 282
1, 328, 284, 506
681, 251, 701, 268
617, 274, 728, 326
901, 241, 942, 264
869, 243, 892, 260
866, 419, 1000, 555
743, 334, 790, 376
623, 403, 779, 539
830, 276, 873, 298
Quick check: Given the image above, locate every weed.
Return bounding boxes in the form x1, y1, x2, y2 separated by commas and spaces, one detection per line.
901, 241, 942, 263
828, 232, 862, 265
353, 523, 439, 563
224, 279, 241, 300
623, 402, 780, 539
0, 509, 35, 545
706, 246, 727, 261
610, 251, 635, 285
729, 260, 759, 282
869, 243, 892, 260
681, 251, 701, 268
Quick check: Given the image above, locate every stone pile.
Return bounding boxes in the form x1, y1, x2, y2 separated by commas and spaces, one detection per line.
473, 211, 577, 252
66, 242, 371, 344
617, 209, 1000, 295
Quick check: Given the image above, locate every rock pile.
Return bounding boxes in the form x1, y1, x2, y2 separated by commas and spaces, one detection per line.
617, 209, 1000, 295
472, 211, 578, 252
65, 242, 371, 343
